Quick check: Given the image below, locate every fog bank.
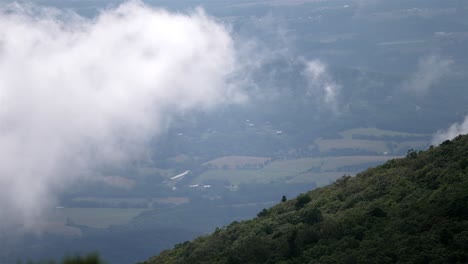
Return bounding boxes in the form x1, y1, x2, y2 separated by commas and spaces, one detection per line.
0, 1, 245, 230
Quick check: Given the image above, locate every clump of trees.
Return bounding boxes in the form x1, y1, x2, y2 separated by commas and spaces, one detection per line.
18, 253, 105, 264
294, 193, 311, 209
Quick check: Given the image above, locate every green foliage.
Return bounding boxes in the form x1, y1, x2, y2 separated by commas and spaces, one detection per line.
18, 253, 105, 264
62, 254, 103, 264
294, 193, 311, 209
301, 208, 323, 224
257, 208, 269, 217
282, 195, 287, 202
144, 135, 468, 264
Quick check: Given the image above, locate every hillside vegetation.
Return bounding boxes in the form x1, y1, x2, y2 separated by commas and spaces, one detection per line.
143, 135, 468, 264
21, 253, 104, 264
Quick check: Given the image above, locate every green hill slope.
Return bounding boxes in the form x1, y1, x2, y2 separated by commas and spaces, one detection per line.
143, 135, 468, 264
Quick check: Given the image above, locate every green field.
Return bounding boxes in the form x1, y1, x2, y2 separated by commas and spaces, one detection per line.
48, 208, 149, 229
339, 127, 427, 139
137, 166, 176, 179
41, 221, 83, 237
315, 138, 389, 153
72, 196, 189, 206
289, 171, 348, 186
314, 127, 430, 155
203, 156, 270, 169
394, 140, 430, 153
194, 156, 399, 185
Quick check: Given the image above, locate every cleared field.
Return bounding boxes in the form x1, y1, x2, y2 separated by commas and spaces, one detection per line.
197, 169, 286, 185
155, 197, 190, 205
170, 154, 191, 163
315, 138, 389, 153
319, 155, 399, 171
41, 221, 83, 236
203, 156, 271, 169
395, 140, 430, 153
136, 167, 175, 179
49, 208, 149, 229
267, 158, 323, 173
97, 176, 135, 189
73, 197, 147, 205
289, 171, 351, 186
72, 196, 189, 206
194, 156, 399, 185
339, 127, 426, 139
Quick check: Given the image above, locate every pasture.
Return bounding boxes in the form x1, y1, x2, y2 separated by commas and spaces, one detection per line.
48, 208, 149, 229
203, 156, 271, 169
194, 155, 399, 186
315, 138, 389, 153
339, 127, 427, 139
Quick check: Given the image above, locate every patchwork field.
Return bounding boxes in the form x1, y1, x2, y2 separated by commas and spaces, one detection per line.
43, 127, 428, 236
289, 171, 352, 186
394, 140, 430, 153
203, 156, 271, 169
194, 155, 399, 186
48, 208, 149, 229
137, 167, 176, 178
339, 127, 426, 139
315, 138, 389, 153
72, 196, 190, 207
315, 127, 430, 155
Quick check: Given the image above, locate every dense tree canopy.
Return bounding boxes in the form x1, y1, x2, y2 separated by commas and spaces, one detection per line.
20, 253, 104, 264
143, 135, 468, 264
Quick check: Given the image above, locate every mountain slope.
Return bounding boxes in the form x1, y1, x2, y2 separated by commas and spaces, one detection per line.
143, 135, 468, 264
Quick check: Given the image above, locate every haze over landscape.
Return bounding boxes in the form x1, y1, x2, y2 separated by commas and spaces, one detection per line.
0, 0, 467, 263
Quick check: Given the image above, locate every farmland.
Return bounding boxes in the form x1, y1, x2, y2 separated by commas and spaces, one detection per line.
192, 127, 428, 186
194, 155, 399, 186
203, 156, 271, 169
339, 127, 426, 139
48, 208, 149, 229
71, 196, 189, 207
314, 138, 389, 153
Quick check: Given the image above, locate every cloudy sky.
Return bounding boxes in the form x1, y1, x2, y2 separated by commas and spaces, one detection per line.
0, 1, 247, 230
0, 0, 466, 233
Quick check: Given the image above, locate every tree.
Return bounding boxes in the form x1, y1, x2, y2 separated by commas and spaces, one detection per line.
19, 253, 105, 264
295, 193, 311, 209
302, 208, 323, 224
282, 195, 287, 202
257, 208, 269, 217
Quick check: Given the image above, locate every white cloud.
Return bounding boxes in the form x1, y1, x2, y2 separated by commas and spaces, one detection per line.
403, 55, 453, 94
304, 60, 341, 113
432, 115, 468, 145
0, 1, 246, 231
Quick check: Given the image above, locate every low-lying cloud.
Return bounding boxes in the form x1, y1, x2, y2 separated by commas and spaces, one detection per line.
403, 54, 453, 94
432, 115, 468, 145
0, 1, 245, 230
304, 60, 341, 113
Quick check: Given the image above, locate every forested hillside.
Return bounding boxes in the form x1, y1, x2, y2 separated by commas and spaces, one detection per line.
143, 135, 468, 264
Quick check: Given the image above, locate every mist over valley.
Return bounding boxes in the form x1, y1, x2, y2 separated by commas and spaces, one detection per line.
0, 0, 467, 263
